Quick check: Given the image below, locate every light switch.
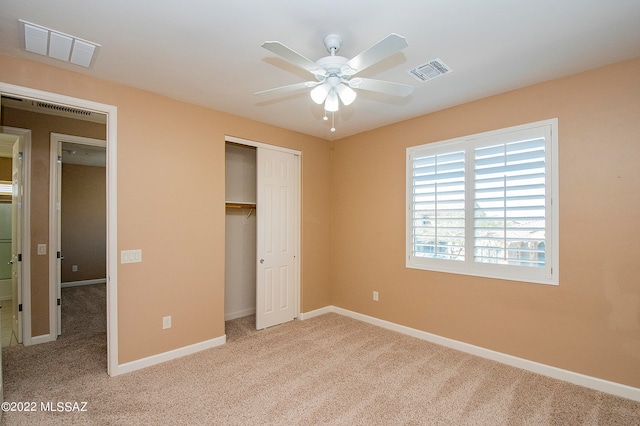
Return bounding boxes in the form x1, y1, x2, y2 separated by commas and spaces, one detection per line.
121, 249, 142, 264
37, 244, 47, 255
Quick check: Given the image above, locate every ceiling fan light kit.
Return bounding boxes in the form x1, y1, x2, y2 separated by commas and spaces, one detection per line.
256, 33, 413, 132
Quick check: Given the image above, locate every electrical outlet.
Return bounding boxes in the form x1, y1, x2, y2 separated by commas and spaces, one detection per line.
162, 316, 171, 329
72, 265, 78, 272
373, 291, 379, 302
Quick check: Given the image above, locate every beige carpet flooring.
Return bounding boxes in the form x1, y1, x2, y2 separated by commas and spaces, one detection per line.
2, 284, 639, 425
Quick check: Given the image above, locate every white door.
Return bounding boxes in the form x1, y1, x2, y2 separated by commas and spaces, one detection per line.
256, 148, 298, 330
11, 136, 23, 343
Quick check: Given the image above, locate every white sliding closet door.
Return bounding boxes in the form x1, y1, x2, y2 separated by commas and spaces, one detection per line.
256, 147, 297, 330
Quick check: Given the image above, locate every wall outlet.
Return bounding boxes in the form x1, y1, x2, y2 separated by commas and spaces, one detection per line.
72, 265, 78, 272
373, 291, 379, 302
162, 316, 171, 330
37, 244, 47, 255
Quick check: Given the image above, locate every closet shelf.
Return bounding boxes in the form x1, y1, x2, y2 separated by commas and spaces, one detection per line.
225, 202, 256, 210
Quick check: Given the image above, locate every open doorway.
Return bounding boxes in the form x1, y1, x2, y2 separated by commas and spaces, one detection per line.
50, 134, 106, 337
0, 84, 118, 376
0, 130, 30, 348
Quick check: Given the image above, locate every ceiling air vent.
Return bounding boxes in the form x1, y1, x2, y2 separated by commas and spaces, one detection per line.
408, 58, 452, 82
19, 20, 100, 68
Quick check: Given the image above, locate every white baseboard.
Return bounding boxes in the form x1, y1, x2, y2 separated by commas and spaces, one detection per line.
61, 278, 107, 288
299, 306, 332, 320
113, 335, 226, 376
225, 307, 256, 321
300, 306, 640, 402
29, 333, 57, 346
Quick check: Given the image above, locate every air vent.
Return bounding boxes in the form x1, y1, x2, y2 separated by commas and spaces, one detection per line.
408, 58, 452, 82
1, 96, 106, 124
36, 101, 93, 117
19, 20, 100, 68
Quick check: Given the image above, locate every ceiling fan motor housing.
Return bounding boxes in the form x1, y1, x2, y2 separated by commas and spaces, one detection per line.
315, 56, 350, 79
323, 34, 343, 53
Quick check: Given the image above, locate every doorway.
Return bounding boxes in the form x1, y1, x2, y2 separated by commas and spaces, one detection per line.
0, 130, 30, 348
224, 136, 301, 331
0, 83, 118, 375
49, 133, 106, 337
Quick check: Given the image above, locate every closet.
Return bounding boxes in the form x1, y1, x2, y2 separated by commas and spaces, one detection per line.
224, 142, 257, 321
225, 137, 300, 330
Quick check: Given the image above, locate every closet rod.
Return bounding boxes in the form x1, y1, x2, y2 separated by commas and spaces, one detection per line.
225, 202, 256, 210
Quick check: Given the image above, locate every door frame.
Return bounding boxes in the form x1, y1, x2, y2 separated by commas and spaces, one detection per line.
225, 135, 301, 322
0, 127, 31, 345
0, 82, 119, 376
49, 133, 106, 337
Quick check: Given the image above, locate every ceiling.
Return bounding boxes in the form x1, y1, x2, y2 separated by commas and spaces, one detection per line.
1, 1, 639, 141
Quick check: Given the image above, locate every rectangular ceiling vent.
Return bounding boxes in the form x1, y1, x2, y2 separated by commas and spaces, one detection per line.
408, 58, 452, 82
19, 19, 100, 68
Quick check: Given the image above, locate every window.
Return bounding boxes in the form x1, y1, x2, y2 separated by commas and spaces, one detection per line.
407, 119, 558, 285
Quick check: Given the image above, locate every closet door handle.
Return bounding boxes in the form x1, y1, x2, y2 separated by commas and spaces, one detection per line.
260, 259, 264, 264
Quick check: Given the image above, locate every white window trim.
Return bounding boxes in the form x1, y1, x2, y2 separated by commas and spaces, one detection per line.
406, 119, 559, 285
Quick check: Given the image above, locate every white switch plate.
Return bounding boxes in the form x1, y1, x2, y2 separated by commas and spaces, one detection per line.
37, 244, 47, 255
373, 291, 379, 301
162, 316, 171, 329
72, 265, 78, 272
121, 249, 142, 264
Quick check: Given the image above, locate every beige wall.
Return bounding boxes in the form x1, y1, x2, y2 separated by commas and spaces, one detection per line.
0, 157, 11, 180
330, 58, 640, 388
0, 107, 105, 336
0, 54, 332, 363
61, 164, 106, 282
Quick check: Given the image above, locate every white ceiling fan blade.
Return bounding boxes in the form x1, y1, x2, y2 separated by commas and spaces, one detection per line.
347, 33, 408, 75
262, 41, 325, 76
349, 78, 413, 97
254, 81, 319, 96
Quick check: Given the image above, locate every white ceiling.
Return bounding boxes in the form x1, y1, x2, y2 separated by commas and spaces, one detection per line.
1, 1, 639, 141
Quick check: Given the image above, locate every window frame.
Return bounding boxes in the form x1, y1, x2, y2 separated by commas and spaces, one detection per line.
406, 119, 559, 285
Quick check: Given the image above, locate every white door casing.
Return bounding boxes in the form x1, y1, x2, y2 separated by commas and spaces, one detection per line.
11, 135, 24, 343
51, 139, 62, 336
256, 147, 298, 330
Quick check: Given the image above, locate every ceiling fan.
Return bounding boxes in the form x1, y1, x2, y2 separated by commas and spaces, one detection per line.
255, 33, 413, 114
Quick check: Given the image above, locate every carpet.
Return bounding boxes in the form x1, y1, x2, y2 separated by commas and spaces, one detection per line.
1, 286, 639, 425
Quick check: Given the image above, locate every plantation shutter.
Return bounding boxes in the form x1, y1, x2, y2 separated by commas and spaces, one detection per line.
473, 136, 546, 267
411, 150, 465, 260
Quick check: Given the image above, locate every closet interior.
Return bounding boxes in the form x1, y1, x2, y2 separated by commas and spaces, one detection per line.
224, 142, 257, 321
